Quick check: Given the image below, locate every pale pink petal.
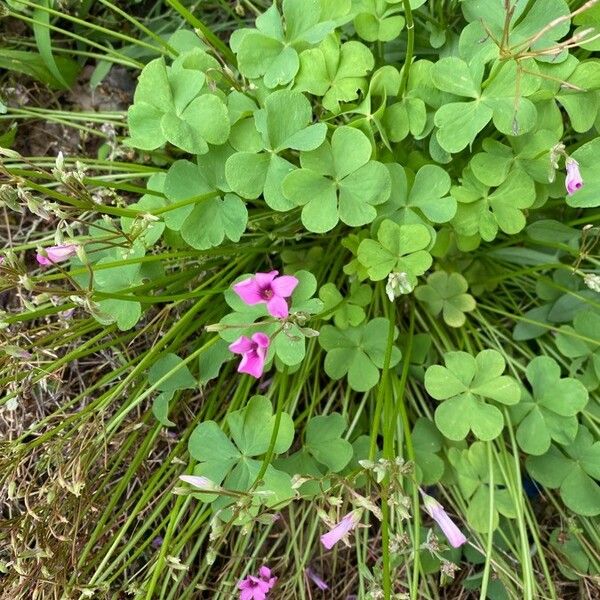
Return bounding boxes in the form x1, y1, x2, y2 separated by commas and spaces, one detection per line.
421, 492, 467, 548
178, 475, 215, 490
36, 255, 53, 266
320, 511, 360, 550
430, 504, 467, 548
565, 159, 583, 195
229, 336, 253, 354
306, 567, 328, 590
266, 296, 289, 319
270, 275, 299, 298
234, 278, 264, 305
36, 243, 78, 266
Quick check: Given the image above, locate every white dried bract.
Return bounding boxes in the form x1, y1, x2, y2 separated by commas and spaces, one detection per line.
386, 272, 414, 301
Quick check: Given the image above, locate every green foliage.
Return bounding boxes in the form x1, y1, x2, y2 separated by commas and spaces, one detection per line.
188, 396, 295, 513
511, 356, 588, 455
526, 426, 600, 516
555, 310, 600, 391
432, 58, 540, 153
319, 317, 401, 391
230, 0, 336, 88
425, 350, 520, 441
282, 126, 391, 232
148, 353, 196, 426
411, 417, 444, 484
226, 89, 327, 211
294, 33, 374, 113
357, 219, 432, 283
318, 281, 372, 328
448, 442, 517, 532
513, 270, 597, 340
127, 51, 229, 154
376, 163, 455, 227
451, 168, 536, 244
353, 0, 405, 42
415, 271, 476, 327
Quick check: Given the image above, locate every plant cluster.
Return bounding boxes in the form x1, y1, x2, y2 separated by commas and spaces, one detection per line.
1, 0, 600, 598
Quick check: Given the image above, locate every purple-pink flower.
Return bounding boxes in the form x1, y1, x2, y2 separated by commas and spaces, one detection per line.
320, 510, 361, 550
36, 244, 78, 266
421, 491, 467, 548
229, 332, 270, 378
305, 567, 328, 590
565, 158, 583, 195
233, 271, 299, 319
238, 566, 277, 600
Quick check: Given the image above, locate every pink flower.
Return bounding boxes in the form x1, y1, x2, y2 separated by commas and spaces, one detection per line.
320, 510, 361, 550
238, 566, 277, 600
36, 244, 78, 266
233, 271, 299, 319
421, 491, 467, 548
305, 567, 328, 590
565, 158, 583, 195
229, 333, 270, 378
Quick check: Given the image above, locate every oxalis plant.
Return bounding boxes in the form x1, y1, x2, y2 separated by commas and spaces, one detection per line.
2, 0, 600, 598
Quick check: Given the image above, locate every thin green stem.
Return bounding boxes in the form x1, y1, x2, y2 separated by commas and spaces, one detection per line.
479, 442, 495, 600
399, 0, 415, 95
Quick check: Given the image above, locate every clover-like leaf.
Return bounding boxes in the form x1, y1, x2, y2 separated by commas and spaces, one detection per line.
148, 353, 196, 394
319, 281, 372, 329
187, 396, 294, 507
432, 58, 540, 153
415, 271, 476, 328
282, 126, 391, 232
511, 356, 588, 456
555, 310, 600, 391
354, 0, 405, 42
412, 417, 444, 485
148, 353, 196, 427
470, 130, 561, 189
120, 172, 166, 247
357, 219, 432, 283
294, 33, 374, 113
526, 426, 600, 516
164, 149, 248, 250
451, 168, 536, 243
513, 270, 597, 341
93, 247, 146, 331
305, 413, 353, 472
376, 163, 455, 227
425, 349, 520, 441
127, 53, 229, 154
448, 442, 518, 532
230, 0, 335, 88
225, 90, 327, 211
319, 317, 401, 391
198, 339, 234, 385
461, 0, 571, 64
382, 96, 427, 142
